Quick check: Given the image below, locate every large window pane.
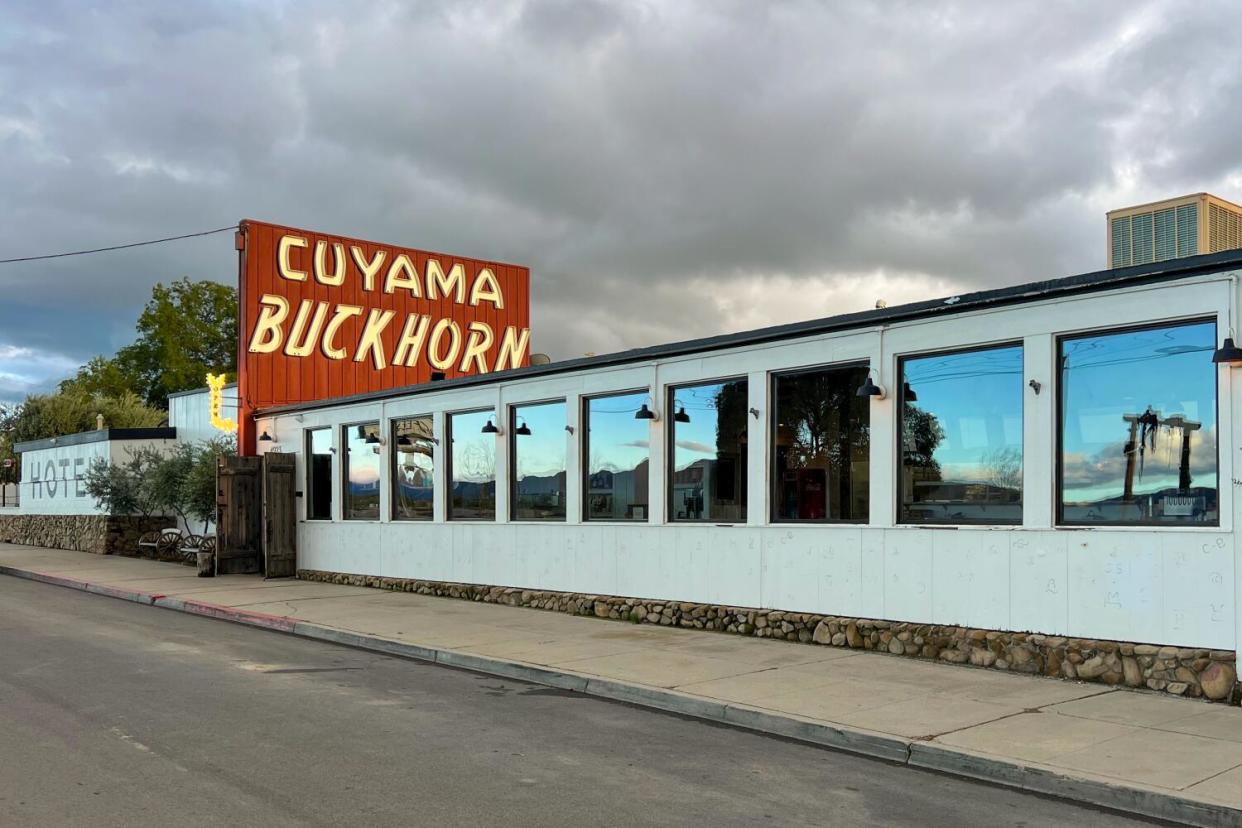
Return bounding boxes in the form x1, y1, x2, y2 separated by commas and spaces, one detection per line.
343, 422, 381, 520
392, 416, 434, 521
584, 391, 651, 521
1059, 320, 1218, 525
899, 345, 1023, 524
511, 401, 567, 521
306, 428, 333, 520
668, 378, 748, 522
449, 410, 496, 520
772, 365, 870, 522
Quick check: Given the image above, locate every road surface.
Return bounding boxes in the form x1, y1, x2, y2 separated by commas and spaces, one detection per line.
0, 576, 1156, 827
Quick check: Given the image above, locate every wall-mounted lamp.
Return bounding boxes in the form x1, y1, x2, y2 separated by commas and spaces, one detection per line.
564, 425, 575, 435
902, 382, 918, 402
855, 371, 886, 399
515, 419, 532, 436
1028, 379, 1043, 395
1212, 337, 1242, 364
259, 430, 274, 442
634, 403, 659, 421
481, 418, 503, 435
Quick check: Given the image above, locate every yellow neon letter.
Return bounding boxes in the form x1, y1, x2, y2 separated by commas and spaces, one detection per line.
247, 294, 289, 353
277, 235, 308, 281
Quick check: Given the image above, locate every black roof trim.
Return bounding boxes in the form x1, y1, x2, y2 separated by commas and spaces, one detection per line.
258, 248, 1242, 417
14, 428, 178, 454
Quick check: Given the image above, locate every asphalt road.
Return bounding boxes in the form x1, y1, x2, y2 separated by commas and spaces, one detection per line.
0, 576, 1159, 828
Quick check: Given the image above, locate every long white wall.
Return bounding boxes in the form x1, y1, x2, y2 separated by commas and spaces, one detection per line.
19, 436, 180, 516
266, 271, 1242, 651
169, 385, 238, 446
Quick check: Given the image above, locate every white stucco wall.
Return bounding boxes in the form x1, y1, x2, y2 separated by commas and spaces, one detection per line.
266, 271, 1241, 651
19, 436, 180, 515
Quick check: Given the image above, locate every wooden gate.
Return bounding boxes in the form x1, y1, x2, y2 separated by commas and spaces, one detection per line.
216, 455, 262, 575
262, 452, 297, 578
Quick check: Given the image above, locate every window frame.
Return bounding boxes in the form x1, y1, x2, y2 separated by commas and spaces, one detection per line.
390, 414, 435, 522
581, 388, 652, 523
446, 407, 497, 522
304, 426, 334, 522
509, 397, 568, 523
341, 420, 382, 522
768, 360, 870, 525
895, 340, 1025, 527
1055, 316, 1220, 528
665, 375, 749, 525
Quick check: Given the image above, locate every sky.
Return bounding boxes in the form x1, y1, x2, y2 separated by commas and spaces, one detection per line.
3, 0, 1242, 405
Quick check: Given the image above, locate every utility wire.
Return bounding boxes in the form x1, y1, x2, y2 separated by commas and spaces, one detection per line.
0, 225, 237, 264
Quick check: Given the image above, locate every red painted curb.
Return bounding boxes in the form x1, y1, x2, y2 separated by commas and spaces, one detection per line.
173, 598, 298, 633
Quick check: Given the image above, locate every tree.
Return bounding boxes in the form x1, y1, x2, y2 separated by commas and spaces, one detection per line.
60, 278, 237, 408
182, 437, 235, 533
0, 391, 166, 475
83, 446, 168, 520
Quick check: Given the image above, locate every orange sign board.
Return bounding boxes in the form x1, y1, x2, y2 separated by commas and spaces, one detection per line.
237, 219, 531, 453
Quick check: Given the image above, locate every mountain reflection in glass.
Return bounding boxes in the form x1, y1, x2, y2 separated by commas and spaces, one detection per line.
771, 365, 870, 522
899, 345, 1023, 524
511, 400, 567, 520
668, 378, 748, 522
449, 410, 496, 520
344, 422, 381, 520
392, 415, 434, 521
584, 391, 651, 521
1059, 320, 1217, 525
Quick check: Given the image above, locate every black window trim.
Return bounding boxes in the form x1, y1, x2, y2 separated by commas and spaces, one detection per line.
304, 426, 333, 522
446, 407, 497, 522
340, 420, 381, 522
509, 397, 568, 523
666, 374, 749, 525
390, 413, 434, 523
895, 340, 1025, 527
581, 387, 651, 523
769, 360, 870, 525
1055, 315, 1220, 528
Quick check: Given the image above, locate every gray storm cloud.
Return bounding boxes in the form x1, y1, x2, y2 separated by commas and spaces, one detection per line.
2, 0, 1241, 402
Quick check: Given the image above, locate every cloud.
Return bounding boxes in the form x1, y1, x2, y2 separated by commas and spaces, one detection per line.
675, 439, 714, 454
2, 0, 1242, 390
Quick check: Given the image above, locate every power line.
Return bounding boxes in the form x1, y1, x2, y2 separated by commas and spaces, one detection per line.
0, 225, 237, 265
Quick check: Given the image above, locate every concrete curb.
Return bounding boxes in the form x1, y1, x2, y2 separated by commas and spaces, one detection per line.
4, 563, 1238, 828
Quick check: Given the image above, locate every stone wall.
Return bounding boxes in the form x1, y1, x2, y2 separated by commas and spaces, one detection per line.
0, 514, 171, 556
298, 568, 1240, 704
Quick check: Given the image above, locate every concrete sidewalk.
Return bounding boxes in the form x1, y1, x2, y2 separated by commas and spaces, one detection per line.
2, 543, 1240, 826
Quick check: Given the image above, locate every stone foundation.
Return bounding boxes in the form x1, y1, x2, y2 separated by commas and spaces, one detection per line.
298, 568, 1241, 704
0, 514, 171, 556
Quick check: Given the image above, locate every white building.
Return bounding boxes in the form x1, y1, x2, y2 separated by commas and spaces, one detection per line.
252, 250, 1242, 693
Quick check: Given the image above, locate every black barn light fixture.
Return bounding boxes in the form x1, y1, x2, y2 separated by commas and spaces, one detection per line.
481, 418, 501, 434
903, 381, 918, 402
515, 419, 532, 436
856, 371, 885, 399
1212, 337, 1242, 364
634, 403, 658, 421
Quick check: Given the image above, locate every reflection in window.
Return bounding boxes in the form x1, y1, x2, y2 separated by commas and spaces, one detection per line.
392, 416, 434, 521
1059, 320, 1218, 525
511, 401, 567, 521
449, 410, 496, 520
584, 391, 650, 521
306, 428, 333, 520
772, 365, 870, 522
668, 378, 748, 522
899, 345, 1023, 524
343, 422, 381, 520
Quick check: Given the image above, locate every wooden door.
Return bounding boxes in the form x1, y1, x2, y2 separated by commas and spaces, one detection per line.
262, 452, 297, 578
216, 455, 262, 575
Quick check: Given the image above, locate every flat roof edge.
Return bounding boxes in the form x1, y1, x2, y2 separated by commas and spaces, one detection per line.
14, 427, 179, 454
257, 248, 1242, 417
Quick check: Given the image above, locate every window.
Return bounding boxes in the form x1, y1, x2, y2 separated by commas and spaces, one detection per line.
392, 416, 434, 521
1059, 319, 1218, 525
898, 344, 1023, 524
771, 364, 870, 522
306, 428, 333, 520
511, 401, 567, 521
448, 410, 496, 520
583, 391, 651, 521
343, 422, 381, 520
668, 378, 748, 522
